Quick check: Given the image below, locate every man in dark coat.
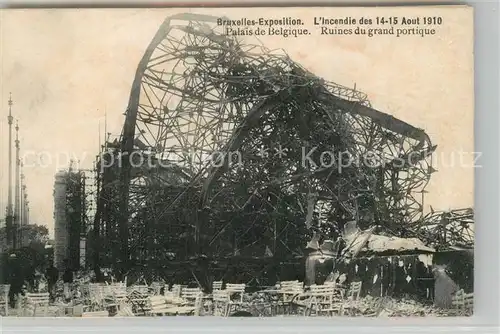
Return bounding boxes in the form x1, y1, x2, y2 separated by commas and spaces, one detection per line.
62, 263, 73, 284
45, 263, 59, 302
62, 260, 73, 301
7, 254, 24, 308
25, 266, 36, 292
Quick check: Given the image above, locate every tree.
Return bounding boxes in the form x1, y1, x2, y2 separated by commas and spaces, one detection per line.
18, 224, 49, 250
0, 224, 51, 284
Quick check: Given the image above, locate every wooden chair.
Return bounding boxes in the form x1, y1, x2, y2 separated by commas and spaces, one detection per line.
110, 283, 128, 305
225, 284, 245, 303
452, 289, 474, 316
305, 285, 336, 316
88, 283, 106, 310
212, 281, 223, 291
181, 288, 202, 301
0, 284, 10, 316
224, 284, 246, 315
181, 288, 203, 316
127, 284, 149, 295
277, 281, 303, 315
23, 292, 50, 317
200, 281, 222, 315
127, 289, 150, 315
147, 295, 169, 316
339, 281, 362, 316
171, 284, 187, 298
464, 293, 474, 314
150, 282, 164, 296
212, 290, 231, 316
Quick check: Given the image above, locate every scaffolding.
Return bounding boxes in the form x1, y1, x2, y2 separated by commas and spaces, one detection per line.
53, 171, 69, 270
53, 164, 93, 270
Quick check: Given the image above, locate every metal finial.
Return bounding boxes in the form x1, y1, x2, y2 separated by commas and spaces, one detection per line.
15, 120, 19, 146
7, 93, 13, 122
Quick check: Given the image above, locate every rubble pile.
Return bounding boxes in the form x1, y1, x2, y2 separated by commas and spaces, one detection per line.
214, 292, 463, 317
350, 296, 449, 317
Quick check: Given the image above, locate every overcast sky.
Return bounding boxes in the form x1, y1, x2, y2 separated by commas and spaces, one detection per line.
0, 7, 474, 236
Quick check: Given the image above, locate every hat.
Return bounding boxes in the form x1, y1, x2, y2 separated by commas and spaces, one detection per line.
9, 253, 17, 258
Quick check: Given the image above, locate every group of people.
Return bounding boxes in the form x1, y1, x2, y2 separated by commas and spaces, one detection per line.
4, 254, 74, 308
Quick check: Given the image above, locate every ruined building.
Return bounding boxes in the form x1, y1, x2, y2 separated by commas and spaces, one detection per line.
86, 14, 473, 290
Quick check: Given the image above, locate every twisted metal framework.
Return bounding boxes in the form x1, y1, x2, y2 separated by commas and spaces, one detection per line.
92, 14, 437, 277
413, 208, 474, 250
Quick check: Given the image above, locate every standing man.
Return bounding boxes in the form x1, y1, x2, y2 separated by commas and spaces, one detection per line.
62, 260, 73, 301
7, 253, 24, 308
25, 265, 36, 292
45, 262, 59, 302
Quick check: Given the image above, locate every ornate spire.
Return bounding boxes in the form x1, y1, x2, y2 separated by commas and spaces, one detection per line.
7, 93, 13, 125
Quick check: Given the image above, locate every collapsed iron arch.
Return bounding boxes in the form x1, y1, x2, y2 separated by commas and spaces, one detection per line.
93, 14, 436, 275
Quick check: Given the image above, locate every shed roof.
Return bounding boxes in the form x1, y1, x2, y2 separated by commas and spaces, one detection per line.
343, 229, 435, 256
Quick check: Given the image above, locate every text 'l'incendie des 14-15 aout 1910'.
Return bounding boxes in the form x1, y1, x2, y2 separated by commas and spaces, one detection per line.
216, 16, 444, 38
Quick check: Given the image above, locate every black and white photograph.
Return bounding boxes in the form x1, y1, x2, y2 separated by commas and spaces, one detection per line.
0, 7, 474, 318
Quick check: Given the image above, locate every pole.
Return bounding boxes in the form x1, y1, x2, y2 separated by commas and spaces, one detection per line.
14, 120, 20, 249
104, 110, 107, 150
24, 193, 28, 225
6, 93, 14, 249
24, 189, 28, 223
21, 174, 25, 226
21, 174, 26, 246
20, 180, 24, 226
20, 177, 24, 247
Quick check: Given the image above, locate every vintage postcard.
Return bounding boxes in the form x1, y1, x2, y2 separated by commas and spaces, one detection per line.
0, 6, 474, 318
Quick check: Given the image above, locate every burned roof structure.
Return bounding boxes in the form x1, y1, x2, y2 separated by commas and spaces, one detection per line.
91, 14, 439, 279
412, 208, 474, 251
